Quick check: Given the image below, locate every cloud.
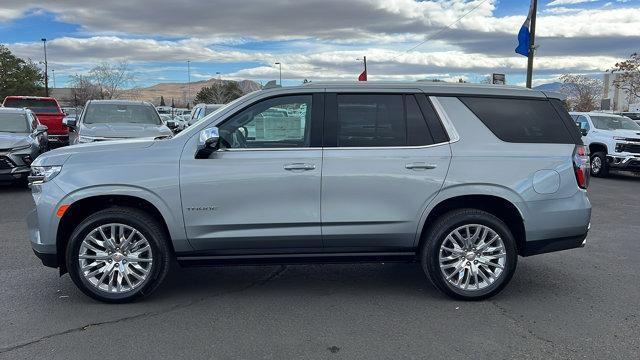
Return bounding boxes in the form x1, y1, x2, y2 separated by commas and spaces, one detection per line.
547, 0, 598, 6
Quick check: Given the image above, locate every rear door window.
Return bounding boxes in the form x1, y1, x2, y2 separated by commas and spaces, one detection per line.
459, 97, 576, 144
331, 94, 440, 147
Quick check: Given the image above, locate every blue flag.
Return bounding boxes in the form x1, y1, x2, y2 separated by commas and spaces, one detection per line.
515, 1, 533, 57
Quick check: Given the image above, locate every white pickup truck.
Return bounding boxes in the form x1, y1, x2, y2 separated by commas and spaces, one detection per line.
571, 112, 640, 177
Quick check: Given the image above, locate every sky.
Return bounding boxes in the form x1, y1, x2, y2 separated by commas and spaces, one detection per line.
0, 0, 638, 88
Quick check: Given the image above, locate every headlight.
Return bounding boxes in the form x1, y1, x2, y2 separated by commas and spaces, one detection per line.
10, 144, 30, 152
28, 166, 62, 185
78, 135, 99, 143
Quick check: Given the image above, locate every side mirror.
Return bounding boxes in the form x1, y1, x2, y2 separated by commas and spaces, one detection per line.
196, 127, 220, 159
580, 128, 588, 136
62, 116, 77, 128
35, 124, 48, 134
166, 120, 177, 129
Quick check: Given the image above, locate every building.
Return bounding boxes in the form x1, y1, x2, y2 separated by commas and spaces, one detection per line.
602, 73, 639, 112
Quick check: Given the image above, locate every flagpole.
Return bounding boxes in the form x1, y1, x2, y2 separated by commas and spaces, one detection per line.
526, 0, 537, 89
363, 56, 367, 81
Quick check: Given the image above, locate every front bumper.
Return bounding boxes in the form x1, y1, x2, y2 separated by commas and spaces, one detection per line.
0, 166, 30, 181
606, 155, 640, 172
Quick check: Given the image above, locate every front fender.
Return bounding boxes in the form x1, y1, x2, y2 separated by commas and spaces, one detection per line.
59, 184, 191, 252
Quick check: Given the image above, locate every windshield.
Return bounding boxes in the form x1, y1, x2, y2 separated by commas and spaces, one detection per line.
3, 98, 60, 113
0, 113, 29, 133
84, 104, 161, 125
591, 115, 640, 131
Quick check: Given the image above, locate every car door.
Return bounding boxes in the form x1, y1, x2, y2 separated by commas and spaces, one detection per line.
180, 93, 324, 253
321, 91, 451, 251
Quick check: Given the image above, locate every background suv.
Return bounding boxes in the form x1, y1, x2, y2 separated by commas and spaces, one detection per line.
572, 112, 640, 177
28, 82, 591, 302
64, 100, 173, 144
0, 108, 48, 184
3, 96, 66, 145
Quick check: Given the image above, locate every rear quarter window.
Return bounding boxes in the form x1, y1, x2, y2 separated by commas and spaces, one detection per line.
459, 97, 576, 144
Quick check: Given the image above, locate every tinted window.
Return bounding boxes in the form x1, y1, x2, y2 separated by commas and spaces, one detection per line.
219, 95, 312, 148
4, 98, 60, 113
84, 104, 161, 125
459, 97, 575, 144
336, 94, 406, 147
406, 95, 434, 146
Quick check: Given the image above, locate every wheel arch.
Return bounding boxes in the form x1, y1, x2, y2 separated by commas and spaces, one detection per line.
55, 191, 183, 274
588, 142, 608, 154
417, 192, 526, 256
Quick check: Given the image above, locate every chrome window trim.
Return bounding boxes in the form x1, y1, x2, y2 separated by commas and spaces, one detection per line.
429, 96, 460, 143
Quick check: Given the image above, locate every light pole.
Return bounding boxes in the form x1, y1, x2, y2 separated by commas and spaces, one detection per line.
41, 38, 48, 96
187, 60, 191, 106
216, 71, 221, 81
52, 69, 56, 88
274, 62, 282, 85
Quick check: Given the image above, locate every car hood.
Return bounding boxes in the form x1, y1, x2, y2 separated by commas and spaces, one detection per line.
595, 129, 640, 139
0, 132, 31, 150
32, 138, 156, 167
80, 123, 173, 138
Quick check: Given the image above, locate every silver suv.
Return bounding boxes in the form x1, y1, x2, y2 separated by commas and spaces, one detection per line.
27, 82, 592, 302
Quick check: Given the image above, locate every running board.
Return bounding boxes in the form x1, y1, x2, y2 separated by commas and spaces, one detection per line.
176, 252, 417, 267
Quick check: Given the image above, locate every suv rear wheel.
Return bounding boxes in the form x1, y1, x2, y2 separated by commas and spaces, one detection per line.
66, 207, 170, 303
420, 209, 517, 300
590, 152, 609, 177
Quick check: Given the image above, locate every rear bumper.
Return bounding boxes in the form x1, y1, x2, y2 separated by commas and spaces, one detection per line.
33, 249, 58, 268
522, 231, 588, 256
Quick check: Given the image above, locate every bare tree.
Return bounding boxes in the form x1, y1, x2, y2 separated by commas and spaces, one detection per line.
611, 52, 640, 102
69, 74, 101, 106
559, 74, 602, 112
89, 61, 135, 99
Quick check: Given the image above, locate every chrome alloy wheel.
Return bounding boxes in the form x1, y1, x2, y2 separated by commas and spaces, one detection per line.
438, 224, 506, 291
78, 223, 153, 293
591, 156, 602, 174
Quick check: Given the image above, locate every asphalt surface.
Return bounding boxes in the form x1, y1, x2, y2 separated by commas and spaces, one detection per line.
0, 175, 639, 359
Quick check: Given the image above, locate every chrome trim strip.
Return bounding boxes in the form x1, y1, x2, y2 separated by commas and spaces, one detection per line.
177, 251, 416, 261
429, 96, 460, 143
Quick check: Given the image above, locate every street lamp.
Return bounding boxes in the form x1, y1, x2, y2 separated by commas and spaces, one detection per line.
216, 71, 221, 80
41, 38, 48, 96
274, 62, 282, 86
187, 60, 191, 106
52, 69, 56, 88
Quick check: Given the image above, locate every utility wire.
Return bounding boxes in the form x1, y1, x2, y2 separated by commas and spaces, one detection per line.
393, 0, 490, 59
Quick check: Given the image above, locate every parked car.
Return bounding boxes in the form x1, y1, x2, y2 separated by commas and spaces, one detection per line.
61, 107, 81, 119
616, 112, 640, 121
166, 114, 189, 132
0, 108, 48, 184
63, 100, 173, 145
28, 82, 591, 303
3, 96, 67, 144
571, 112, 640, 177
189, 103, 224, 126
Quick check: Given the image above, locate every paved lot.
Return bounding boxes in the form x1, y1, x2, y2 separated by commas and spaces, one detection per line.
0, 175, 638, 359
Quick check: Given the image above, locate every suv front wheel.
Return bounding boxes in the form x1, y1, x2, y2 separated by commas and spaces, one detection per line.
421, 209, 517, 300
66, 207, 170, 303
590, 152, 609, 177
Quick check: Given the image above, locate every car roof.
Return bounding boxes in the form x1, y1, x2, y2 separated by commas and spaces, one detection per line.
0, 107, 29, 114
88, 99, 153, 106
3, 96, 57, 100
570, 112, 625, 117
291, 81, 554, 99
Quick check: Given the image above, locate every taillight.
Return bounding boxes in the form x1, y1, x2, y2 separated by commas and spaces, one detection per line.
573, 145, 589, 189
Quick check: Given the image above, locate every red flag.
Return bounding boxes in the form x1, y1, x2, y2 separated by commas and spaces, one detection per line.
358, 70, 367, 81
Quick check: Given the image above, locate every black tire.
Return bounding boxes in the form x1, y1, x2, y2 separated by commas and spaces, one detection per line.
590, 151, 609, 177
420, 209, 517, 301
66, 207, 171, 303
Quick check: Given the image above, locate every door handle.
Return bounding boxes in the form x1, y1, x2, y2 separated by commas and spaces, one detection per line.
284, 163, 316, 171
405, 162, 437, 170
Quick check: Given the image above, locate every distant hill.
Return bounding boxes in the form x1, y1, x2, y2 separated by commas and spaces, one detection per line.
533, 82, 564, 92
122, 79, 262, 106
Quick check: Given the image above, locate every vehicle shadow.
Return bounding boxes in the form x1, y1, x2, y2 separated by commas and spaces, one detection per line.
0, 182, 30, 193
607, 171, 640, 182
